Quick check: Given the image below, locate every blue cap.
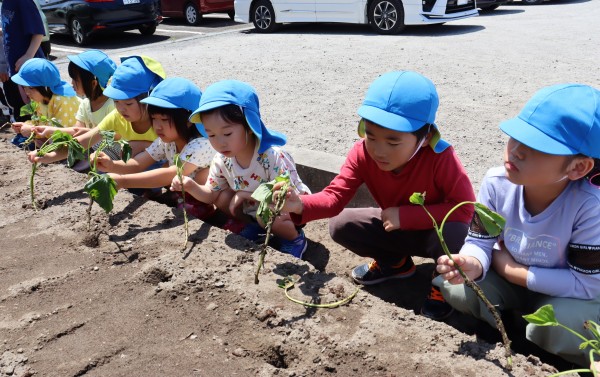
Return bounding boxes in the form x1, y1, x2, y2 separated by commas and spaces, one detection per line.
500, 84, 600, 159
67, 50, 117, 89
11, 58, 76, 97
103, 56, 164, 100
140, 77, 202, 111
190, 80, 286, 154
357, 71, 449, 153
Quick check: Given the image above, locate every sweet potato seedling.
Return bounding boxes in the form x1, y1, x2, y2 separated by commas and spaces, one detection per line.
278, 276, 359, 309
29, 130, 85, 211
523, 305, 599, 377
410, 192, 513, 370
173, 153, 189, 250
251, 173, 292, 284
84, 130, 131, 229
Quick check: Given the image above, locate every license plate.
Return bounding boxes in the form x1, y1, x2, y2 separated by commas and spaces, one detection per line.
457, 0, 467, 4
123, 0, 140, 4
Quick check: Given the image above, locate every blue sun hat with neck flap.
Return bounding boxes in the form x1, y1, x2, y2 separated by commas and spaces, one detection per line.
67, 50, 117, 89
357, 71, 450, 153
140, 77, 202, 112
11, 58, 76, 97
500, 84, 600, 159
103, 55, 166, 100
190, 80, 286, 153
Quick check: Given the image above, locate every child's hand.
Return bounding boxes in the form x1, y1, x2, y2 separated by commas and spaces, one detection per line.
108, 173, 122, 190
32, 125, 58, 139
11, 122, 31, 136
436, 255, 483, 283
229, 192, 248, 216
91, 151, 114, 172
27, 150, 55, 164
273, 181, 303, 214
171, 175, 192, 192
381, 207, 400, 231
72, 127, 90, 137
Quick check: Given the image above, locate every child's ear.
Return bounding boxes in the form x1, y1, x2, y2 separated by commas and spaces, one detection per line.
421, 130, 434, 148
567, 157, 595, 180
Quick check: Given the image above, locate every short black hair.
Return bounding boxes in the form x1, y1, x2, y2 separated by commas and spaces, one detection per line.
412, 123, 433, 141
147, 105, 200, 142
32, 86, 53, 104
68, 62, 103, 100
200, 104, 250, 130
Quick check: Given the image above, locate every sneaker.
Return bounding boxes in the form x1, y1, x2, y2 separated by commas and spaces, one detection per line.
352, 257, 416, 285
238, 222, 266, 242
279, 229, 307, 259
421, 284, 454, 321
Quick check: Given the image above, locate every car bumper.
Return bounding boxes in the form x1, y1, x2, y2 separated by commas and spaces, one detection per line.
234, 0, 251, 23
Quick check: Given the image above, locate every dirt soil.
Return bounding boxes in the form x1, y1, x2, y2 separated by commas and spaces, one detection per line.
2, 1, 599, 376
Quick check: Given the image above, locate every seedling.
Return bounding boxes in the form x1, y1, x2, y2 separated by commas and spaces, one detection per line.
83, 130, 131, 229
29, 130, 85, 211
251, 173, 292, 284
20, 101, 62, 128
278, 276, 359, 308
410, 192, 513, 370
524, 305, 599, 377
173, 153, 189, 250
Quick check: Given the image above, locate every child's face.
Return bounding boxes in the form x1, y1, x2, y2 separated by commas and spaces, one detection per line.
115, 99, 144, 123
151, 113, 179, 143
71, 76, 85, 97
201, 111, 248, 158
363, 120, 423, 173
504, 137, 572, 186
22, 86, 45, 103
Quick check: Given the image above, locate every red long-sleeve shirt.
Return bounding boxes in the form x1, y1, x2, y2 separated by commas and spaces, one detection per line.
294, 140, 475, 230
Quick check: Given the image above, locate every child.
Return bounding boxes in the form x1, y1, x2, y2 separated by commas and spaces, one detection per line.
170, 80, 310, 258
93, 77, 216, 219
436, 84, 600, 367
275, 71, 475, 320
28, 56, 165, 165
10, 58, 80, 145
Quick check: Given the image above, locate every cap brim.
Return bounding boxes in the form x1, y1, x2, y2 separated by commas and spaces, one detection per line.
53, 84, 76, 97
103, 86, 137, 100
500, 116, 577, 155
189, 100, 232, 123
10, 74, 33, 87
67, 54, 89, 71
358, 104, 425, 132
140, 96, 177, 109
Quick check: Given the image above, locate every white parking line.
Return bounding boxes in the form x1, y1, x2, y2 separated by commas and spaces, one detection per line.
51, 46, 85, 53
157, 28, 205, 35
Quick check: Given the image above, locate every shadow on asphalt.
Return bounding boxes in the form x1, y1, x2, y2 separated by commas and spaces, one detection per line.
48, 31, 171, 50
160, 16, 239, 29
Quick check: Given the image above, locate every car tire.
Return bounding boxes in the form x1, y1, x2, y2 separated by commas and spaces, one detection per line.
41, 40, 51, 58
139, 24, 157, 35
479, 4, 500, 11
227, 9, 235, 20
252, 0, 279, 33
522, 0, 543, 3
368, 0, 405, 35
70, 17, 89, 46
184, 3, 202, 25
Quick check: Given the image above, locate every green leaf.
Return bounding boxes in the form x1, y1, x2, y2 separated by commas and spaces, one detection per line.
474, 203, 505, 237
585, 321, 600, 342
66, 141, 86, 168
523, 304, 559, 326
49, 118, 63, 128
174, 153, 184, 170
99, 130, 116, 146
118, 140, 132, 163
20, 102, 37, 117
409, 192, 426, 206
84, 174, 118, 213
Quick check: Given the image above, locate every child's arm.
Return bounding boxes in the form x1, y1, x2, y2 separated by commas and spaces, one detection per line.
490, 243, 528, 286
170, 176, 220, 204
110, 156, 200, 190
27, 127, 102, 164
92, 150, 154, 175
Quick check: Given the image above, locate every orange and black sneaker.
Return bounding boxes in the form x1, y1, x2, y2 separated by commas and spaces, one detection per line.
351, 257, 416, 285
421, 284, 454, 321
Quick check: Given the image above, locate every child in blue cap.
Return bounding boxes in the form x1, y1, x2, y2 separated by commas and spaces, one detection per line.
10, 58, 81, 146
170, 80, 311, 258
437, 84, 600, 367
29, 55, 165, 165
92, 77, 216, 219
275, 71, 475, 320
33, 50, 117, 140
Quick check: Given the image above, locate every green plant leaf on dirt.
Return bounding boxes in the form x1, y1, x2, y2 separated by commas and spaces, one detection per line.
251, 172, 292, 284
277, 276, 359, 309
523, 305, 600, 377
174, 153, 189, 250
410, 192, 513, 370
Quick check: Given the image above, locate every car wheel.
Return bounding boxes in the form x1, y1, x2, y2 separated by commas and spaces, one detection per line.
70, 17, 89, 46
479, 4, 500, 11
184, 3, 202, 25
368, 0, 405, 35
252, 0, 279, 33
227, 9, 235, 20
522, 0, 543, 4
139, 24, 157, 35
41, 40, 51, 58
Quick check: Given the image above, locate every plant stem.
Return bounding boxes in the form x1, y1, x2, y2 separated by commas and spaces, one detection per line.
30, 162, 38, 211
254, 182, 289, 284
87, 196, 93, 231
282, 278, 359, 308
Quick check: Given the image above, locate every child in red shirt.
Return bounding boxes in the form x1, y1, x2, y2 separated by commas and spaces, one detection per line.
277, 71, 475, 320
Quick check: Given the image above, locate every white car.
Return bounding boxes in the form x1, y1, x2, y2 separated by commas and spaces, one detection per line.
234, 0, 478, 34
